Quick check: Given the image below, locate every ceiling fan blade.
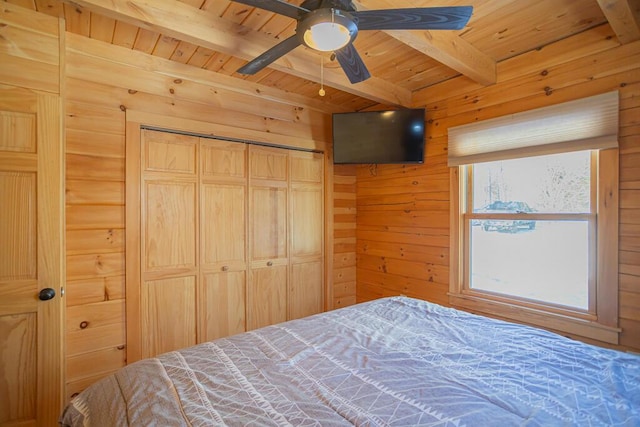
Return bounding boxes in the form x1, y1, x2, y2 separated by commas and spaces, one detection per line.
335, 44, 371, 84
237, 35, 302, 75
230, 0, 309, 19
354, 6, 473, 31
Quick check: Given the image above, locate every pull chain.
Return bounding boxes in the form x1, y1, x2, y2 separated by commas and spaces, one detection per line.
319, 55, 326, 97
318, 8, 335, 97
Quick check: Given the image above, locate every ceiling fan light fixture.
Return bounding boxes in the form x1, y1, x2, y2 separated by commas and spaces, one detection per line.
298, 8, 357, 52
304, 21, 350, 51
235, 0, 473, 84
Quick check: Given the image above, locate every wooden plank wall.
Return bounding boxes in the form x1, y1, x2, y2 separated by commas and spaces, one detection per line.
61, 33, 355, 399
355, 145, 450, 307
0, 3, 60, 94
332, 164, 357, 308
355, 23, 640, 352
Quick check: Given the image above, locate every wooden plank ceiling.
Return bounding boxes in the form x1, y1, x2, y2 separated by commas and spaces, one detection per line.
13, 0, 640, 110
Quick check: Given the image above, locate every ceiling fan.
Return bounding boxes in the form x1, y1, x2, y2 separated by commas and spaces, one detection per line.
232, 0, 473, 84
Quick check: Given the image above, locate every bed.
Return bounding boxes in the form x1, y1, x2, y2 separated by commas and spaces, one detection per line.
60, 296, 640, 426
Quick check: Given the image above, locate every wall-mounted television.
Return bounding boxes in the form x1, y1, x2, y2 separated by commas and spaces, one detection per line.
332, 108, 426, 164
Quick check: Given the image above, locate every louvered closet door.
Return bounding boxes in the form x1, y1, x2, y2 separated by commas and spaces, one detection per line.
199, 138, 247, 341
140, 130, 198, 358
248, 146, 289, 330
289, 151, 324, 320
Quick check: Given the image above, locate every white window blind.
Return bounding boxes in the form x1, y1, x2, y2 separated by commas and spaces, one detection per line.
448, 91, 619, 166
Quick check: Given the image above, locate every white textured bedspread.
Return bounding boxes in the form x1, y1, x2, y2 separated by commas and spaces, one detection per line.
61, 297, 640, 426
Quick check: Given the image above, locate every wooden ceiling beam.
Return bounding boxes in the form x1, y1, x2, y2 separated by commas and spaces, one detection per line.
386, 29, 497, 87
352, 0, 497, 87
64, 0, 412, 106
596, 0, 640, 43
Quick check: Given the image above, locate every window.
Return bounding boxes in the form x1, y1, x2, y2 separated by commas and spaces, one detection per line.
469, 151, 593, 310
448, 92, 620, 344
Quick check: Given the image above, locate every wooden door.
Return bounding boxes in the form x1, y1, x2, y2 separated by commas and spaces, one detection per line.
129, 130, 250, 360
0, 87, 63, 425
138, 130, 198, 359
199, 139, 247, 341
248, 146, 288, 330
289, 151, 324, 320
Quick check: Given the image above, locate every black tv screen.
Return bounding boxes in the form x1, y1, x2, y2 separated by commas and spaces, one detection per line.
332, 109, 426, 164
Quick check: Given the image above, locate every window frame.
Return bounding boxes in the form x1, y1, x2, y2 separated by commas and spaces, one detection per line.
449, 148, 620, 344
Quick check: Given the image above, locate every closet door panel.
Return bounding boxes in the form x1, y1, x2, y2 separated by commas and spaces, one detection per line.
200, 138, 248, 343
132, 130, 200, 362
142, 276, 196, 359
248, 146, 289, 331
251, 186, 287, 261
290, 261, 323, 320
201, 271, 246, 341
201, 140, 245, 179
144, 130, 196, 174
144, 181, 197, 272
247, 265, 287, 330
289, 151, 324, 320
250, 147, 287, 181
290, 152, 323, 183
201, 183, 246, 266
290, 186, 323, 257
198, 138, 248, 342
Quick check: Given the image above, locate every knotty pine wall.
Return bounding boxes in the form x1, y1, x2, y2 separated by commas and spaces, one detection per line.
355, 23, 640, 352
61, 33, 355, 399
0, 4, 60, 94
333, 165, 358, 308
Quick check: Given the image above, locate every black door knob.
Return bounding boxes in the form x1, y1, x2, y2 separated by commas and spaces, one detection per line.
38, 288, 56, 301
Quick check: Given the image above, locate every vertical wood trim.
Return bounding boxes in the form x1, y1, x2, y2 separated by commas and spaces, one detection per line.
287, 149, 292, 320
244, 143, 250, 331
247, 145, 254, 328
36, 91, 64, 424
325, 147, 334, 311
58, 16, 67, 404
597, 147, 619, 329
448, 167, 462, 297
125, 119, 142, 363
194, 139, 201, 343
463, 166, 472, 292
588, 151, 598, 315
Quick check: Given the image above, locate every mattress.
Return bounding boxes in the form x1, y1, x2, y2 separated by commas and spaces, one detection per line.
60, 296, 640, 426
